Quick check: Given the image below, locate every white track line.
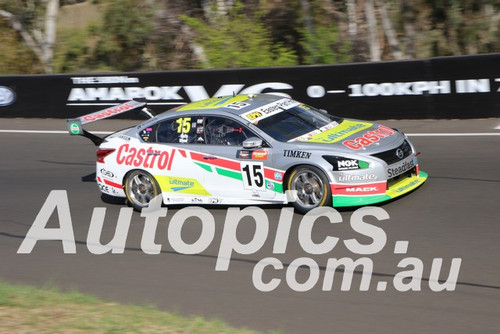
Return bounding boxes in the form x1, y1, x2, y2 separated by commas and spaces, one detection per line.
0, 130, 500, 136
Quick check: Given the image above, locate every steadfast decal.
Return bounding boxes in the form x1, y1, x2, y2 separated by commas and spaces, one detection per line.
387, 158, 416, 178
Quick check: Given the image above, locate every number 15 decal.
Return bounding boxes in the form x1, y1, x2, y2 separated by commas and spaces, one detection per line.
241, 162, 264, 190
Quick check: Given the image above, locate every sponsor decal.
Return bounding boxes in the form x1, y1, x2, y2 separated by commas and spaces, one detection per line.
165, 197, 185, 203
241, 98, 299, 121
116, 144, 175, 170
246, 111, 263, 120
251, 150, 268, 160
69, 122, 80, 135
237, 149, 268, 160
335, 159, 370, 171
140, 127, 153, 141
283, 150, 311, 159
274, 172, 282, 181
237, 150, 251, 159
99, 168, 115, 178
343, 125, 396, 150
82, 103, 136, 123
169, 178, 195, 191
266, 181, 275, 190
294, 120, 371, 143
118, 135, 131, 141
332, 182, 386, 195
209, 198, 221, 204
387, 158, 416, 178
338, 173, 377, 182
392, 179, 421, 193
0, 86, 16, 106
156, 175, 211, 195
226, 102, 250, 110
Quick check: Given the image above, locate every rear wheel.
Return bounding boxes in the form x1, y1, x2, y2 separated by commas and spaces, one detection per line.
124, 170, 160, 211
287, 166, 331, 214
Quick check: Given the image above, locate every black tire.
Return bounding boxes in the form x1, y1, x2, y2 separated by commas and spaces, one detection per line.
124, 170, 161, 211
286, 165, 332, 214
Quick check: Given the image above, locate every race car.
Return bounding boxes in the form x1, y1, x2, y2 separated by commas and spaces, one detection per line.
67, 94, 427, 213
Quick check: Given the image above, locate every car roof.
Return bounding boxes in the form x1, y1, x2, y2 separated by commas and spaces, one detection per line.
155, 93, 291, 120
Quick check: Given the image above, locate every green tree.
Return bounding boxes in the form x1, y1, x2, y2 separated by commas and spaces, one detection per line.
300, 22, 352, 65
88, 0, 154, 71
0, 20, 42, 73
182, 2, 298, 68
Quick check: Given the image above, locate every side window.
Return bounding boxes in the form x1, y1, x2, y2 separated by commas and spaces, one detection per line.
156, 116, 204, 144
204, 116, 254, 146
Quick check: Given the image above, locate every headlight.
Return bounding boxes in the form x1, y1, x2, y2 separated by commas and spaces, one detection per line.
322, 155, 370, 171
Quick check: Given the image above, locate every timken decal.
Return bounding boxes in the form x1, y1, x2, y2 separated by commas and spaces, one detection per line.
283, 150, 312, 159
343, 125, 396, 150
116, 144, 175, 170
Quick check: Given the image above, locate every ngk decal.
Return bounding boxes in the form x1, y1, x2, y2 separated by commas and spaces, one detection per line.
332, 182, 386, 196
343, 125, 395, 150
115, 144, 176, 170
67, 82, 293, 103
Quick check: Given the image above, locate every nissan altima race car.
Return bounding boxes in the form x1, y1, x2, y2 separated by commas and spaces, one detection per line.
67, 94, 427, 213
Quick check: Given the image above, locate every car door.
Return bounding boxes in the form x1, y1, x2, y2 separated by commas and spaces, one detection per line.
200, 116, 277, 201
152, 114, 214, 202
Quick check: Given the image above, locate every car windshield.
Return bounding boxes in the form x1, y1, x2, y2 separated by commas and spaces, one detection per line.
254, 104, 343, 142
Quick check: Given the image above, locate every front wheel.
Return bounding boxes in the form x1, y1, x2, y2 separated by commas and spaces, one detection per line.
124, 170, 160, 211
286, 165, 332, 214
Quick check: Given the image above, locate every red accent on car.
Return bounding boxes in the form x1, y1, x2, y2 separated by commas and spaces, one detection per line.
96, 148, 116, 163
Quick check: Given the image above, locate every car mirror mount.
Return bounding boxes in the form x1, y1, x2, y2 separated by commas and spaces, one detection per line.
242, 137, 263, 149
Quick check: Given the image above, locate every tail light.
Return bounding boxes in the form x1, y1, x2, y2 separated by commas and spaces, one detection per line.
96, 148, 115, 163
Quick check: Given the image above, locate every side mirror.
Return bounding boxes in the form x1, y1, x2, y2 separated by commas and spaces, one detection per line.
243, 137, 263, 149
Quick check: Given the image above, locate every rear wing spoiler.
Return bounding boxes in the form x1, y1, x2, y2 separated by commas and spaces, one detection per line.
66, 99, 156, 146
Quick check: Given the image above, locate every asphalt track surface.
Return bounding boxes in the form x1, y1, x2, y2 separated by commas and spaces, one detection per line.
1, 118, 499, 333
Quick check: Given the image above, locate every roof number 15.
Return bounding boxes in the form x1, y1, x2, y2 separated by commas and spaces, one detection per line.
176, 117, 192, 133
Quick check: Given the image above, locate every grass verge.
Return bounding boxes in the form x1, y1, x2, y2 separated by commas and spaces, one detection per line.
0, 280, 260, 334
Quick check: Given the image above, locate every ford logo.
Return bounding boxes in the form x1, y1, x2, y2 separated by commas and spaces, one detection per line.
395, 148, 404, 159
0, 86, 16, 106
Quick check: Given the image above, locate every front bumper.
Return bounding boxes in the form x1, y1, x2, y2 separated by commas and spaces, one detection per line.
331, 171, 428, 207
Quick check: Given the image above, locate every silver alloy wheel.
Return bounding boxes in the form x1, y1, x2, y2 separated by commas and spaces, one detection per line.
290, 170, 325, 208
125, 171, 158, 208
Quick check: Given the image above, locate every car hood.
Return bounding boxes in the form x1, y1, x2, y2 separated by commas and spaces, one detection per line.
290, 119, 403, 155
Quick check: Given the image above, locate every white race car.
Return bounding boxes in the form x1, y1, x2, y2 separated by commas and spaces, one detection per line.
67, 94, 427, 213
